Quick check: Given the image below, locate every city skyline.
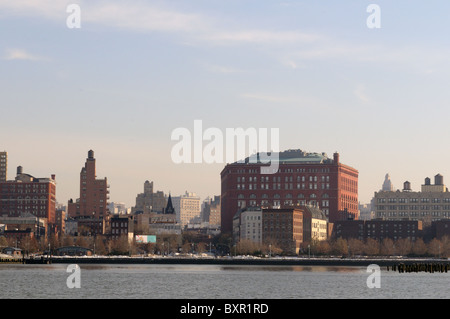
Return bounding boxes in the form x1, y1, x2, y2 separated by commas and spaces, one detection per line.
2, 1, 450, 207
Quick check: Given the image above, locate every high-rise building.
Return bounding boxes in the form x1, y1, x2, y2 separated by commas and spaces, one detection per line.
0, 165, 56, 225
0, 151, 7, 182
221, 149, 359, 233
172, 192, 201, 227
202, 195, 221, 226
382, 173, 394, 191
132, 180, 167, 214
68, 150, 109, 235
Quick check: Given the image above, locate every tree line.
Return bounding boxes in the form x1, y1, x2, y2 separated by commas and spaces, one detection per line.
2, 234, 450, 258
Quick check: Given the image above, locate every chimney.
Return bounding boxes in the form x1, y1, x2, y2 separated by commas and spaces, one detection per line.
333, 152, 340, 164
51, 174, 56, 180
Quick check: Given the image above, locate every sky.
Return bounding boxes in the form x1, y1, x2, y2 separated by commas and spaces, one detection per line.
2, 1, 450, 208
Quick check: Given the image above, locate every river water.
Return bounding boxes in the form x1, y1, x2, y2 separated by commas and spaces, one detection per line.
0, 264, 449, 299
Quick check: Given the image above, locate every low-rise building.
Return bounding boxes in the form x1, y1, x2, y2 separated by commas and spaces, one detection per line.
302, 205, 328, 243
110, 214, 134, 243
262, 207, 303, 254
0, 213, 47, 240
233, 206, 263, 245
333, 219, 423, 242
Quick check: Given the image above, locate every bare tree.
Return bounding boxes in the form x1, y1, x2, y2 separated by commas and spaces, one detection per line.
364, 238, 379, 256
348, 238, 364, 256
427, 238, 442, 258
440, 236, 450, 258
395, 238, 412, 257
332, 238, 348, 256
380, 238, 395, 256
316, 240, 331, 256
197, 242, 206, 254
412, 238, 427, 256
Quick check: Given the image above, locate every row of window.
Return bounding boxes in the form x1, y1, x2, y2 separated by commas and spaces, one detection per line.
238, 175, 331, 183
111, 229, 127, 234
1, 190, 50, 195
238, 199, 330, 208
6, 207, 48, 213
235, 168, 331, 174
377, 211, 450, 217
378, 198, 450, 203
238, 193, 329, 199
238, 183, 332, 191
1, 196, 48, 200
1, 184, 48, 188
377, 205, 450, 210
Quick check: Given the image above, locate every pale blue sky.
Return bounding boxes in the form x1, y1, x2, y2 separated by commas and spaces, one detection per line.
2, 1, 450, 207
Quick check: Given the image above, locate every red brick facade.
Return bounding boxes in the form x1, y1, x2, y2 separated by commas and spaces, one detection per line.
0, 168, 56, 224
220, 150, 358, 233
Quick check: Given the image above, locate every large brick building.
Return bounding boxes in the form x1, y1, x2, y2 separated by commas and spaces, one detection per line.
68, 150, 110, 235
221, 149, 358, 233
0, 166, 56, 225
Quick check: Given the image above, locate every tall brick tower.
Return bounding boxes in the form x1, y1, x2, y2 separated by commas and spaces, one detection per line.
68, 150, 110, 235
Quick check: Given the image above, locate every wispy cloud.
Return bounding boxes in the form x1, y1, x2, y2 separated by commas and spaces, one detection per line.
0, 1, 320, 46
241, 93, 291, 103
3, 48, 45, 61
2, 0, 445, 75
84, 2, 206, 33
200, 29, 322, 46
240, 92, 330, 111
204, 64, 244, 74
0, 0, 206, 33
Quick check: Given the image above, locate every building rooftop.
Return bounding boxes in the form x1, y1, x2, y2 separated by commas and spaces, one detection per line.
234, 149, 334, 165
303, 205, 328, 221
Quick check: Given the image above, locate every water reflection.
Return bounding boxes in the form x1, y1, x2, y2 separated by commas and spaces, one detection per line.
220, 265, 362, 273
0, 263, 363, 274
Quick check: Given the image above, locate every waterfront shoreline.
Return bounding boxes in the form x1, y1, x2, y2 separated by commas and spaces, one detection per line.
22, 256, 450, 267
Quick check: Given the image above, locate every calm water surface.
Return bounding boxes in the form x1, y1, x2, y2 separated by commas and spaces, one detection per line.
0, 264, 449, 299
